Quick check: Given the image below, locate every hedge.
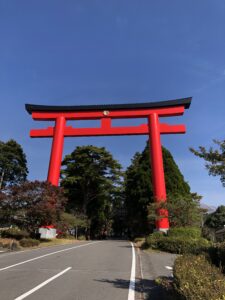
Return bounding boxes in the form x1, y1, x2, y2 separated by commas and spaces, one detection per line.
145, 231, 210, 254
217, 242, 225, 273
158, 237, 210, 254
209, 241, 225, 274
19, 238, 40, 247
168, 227, 201, 239
173, 254, 225, 300
1, 228, 29, 240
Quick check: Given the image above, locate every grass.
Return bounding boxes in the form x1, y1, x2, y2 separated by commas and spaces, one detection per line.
0, 237, 84, 251
38, 238, 82, 248
133, 237, 145, 248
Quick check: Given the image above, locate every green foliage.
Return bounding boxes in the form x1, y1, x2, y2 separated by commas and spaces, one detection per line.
173, 254, 225, 300
77, 235, 86, 240
61, 145, 123, 238
20, 238, 40, 247
148, 194, 202, 228
201, 225, 216, 242
163, 147, 191, 196
205, 205, 225, 229
209, 242, 225, 274
190, 139, 225, 187
157, 237, 210, 255
145, 227, 210, 254
145, 231, 165, 249
146, 234, 210, 254
1, 228, 29, 240
0, 181, 67, 233
125, 142, 195, 236
58, 212, 88, 231
56, 233, 75, 239
0, 139, 28, 188
168, 226, 201, 239
217, 242, 225, 273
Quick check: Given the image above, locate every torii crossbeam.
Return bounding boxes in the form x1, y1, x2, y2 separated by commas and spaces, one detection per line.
26, 97, 192, 232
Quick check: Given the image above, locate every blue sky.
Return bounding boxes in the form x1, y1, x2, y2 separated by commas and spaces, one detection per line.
0, 1, 224, 206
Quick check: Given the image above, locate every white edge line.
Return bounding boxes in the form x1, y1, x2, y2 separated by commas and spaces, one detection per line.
128, 242, 136, 300
0, 241, 88, 259
14, 267, 71, 300
0, 241, 100, 272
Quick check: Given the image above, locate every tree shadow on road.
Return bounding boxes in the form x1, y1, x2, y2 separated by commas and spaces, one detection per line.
95, 277, 166, 300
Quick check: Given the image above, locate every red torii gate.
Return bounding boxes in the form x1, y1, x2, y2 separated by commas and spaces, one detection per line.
26, 97, 192, 232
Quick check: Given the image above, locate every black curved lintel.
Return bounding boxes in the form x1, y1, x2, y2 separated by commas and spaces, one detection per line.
25, 97, 192, 114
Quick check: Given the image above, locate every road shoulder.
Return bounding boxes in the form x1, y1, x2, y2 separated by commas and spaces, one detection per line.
136, 246, 176, 300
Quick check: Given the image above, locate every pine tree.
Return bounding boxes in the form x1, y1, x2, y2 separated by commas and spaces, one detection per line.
61, 145, 123, 238
190, 139, 225, 187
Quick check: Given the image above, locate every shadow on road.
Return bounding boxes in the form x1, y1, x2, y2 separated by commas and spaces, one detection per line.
95, 278, 166, 300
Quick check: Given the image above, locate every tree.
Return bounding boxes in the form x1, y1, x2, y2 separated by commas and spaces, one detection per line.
57, 212, 88, 238
0, 139, 28, 189
61, 145, 123, 238
148, 193, 202, 228
125, 142, 198, 236
0, 181, 67, 232
190, 139, 225, 187
205, 205, 225, 229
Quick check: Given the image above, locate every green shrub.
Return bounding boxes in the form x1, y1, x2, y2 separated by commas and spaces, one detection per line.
57, 233, 75, 239
145, 229, 210, 254
145, 231, 165, 249
209, 242, 225, 274
19, 238, 40, 247
158, 237, 210, 254
77, 235, 86, 240
40, 238, 52, 242
217, 242, 225, 273
1, 228, 29, 240
173, 254, 225, 300
168, 227, 201, 239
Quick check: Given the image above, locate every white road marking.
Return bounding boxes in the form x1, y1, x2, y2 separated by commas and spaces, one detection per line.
165, 266, 173, 270
128, 242, 136, 300
0, 241, 84, 259
138, 248, 144, 280
0, 241, 100, 272
14, 267, 71, 300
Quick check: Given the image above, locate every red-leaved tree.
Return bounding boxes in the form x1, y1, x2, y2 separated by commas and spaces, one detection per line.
0, 181, 67, 232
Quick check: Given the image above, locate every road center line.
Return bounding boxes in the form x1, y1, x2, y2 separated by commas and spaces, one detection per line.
128, 242, 136, 300
14, 267, 71, 300
0, 241, 100, 272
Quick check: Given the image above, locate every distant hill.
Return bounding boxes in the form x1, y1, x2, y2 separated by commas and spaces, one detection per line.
200, 203, 217, 214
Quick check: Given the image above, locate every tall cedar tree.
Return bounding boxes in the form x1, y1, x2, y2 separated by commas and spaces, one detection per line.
190, 139, 225, 187
125, 142, 200, 236
0, 181, 67, 232
0, 139, 28, 189
61, 145, 123, 238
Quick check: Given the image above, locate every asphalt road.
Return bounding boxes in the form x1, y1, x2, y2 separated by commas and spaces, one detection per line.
0, 240, 176, 300
0, 240, 136, 300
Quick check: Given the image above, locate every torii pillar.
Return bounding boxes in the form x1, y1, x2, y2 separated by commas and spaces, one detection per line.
26, 97, 192, 232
